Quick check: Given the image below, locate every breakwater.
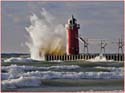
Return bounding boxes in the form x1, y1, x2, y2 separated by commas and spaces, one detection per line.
45, 53, 124, 61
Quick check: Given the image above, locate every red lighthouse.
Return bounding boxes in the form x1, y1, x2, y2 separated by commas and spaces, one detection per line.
65, 15, 80, 55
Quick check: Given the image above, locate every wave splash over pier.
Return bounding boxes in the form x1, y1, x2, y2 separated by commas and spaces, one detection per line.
25, 8, 66, 60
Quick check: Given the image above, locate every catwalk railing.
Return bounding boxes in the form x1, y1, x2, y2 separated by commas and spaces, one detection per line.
45, 54, 124, 61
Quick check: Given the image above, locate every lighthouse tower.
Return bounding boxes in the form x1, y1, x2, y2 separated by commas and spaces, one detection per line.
65, 15, 80, 55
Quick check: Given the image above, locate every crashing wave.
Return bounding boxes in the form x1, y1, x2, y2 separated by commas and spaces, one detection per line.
2, 64, 80, 73
2, 70, 123, 80
2, 76, 41, 89
25, 8, 66, 60
87, 53, 114, 62
4, 57, 33, 62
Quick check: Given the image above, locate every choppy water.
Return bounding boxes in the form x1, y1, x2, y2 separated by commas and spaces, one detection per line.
1, 53, 124, 92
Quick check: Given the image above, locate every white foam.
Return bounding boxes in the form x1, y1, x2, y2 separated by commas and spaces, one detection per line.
22, 71, 123, 79
50, 65, 80, 70
2, 65, 80, 80
49, 60, 64, 62
2, 64, 80, 72
2, 65, 123, 83
4, 57, 33, 62
25, 8, 66, 60
87, 54, 114, 62
2, 65, 123, 89
95, 67, 123, 72
2, 76, 41, 89
2, 70, 123, 80
2, 70, 123, 89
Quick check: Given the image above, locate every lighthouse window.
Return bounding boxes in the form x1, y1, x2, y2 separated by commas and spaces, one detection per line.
70, 20, 72, 24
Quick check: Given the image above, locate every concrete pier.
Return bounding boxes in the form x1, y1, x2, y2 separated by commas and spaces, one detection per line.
45, 54, 124, 61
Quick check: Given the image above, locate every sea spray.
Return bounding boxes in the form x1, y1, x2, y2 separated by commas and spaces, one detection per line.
25, 8, 66, 60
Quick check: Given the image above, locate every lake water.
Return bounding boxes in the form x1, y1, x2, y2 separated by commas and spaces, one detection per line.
1, 53, 124, 92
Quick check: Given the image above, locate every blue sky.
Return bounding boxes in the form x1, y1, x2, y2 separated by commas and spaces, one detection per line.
2, 1, 124, 53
